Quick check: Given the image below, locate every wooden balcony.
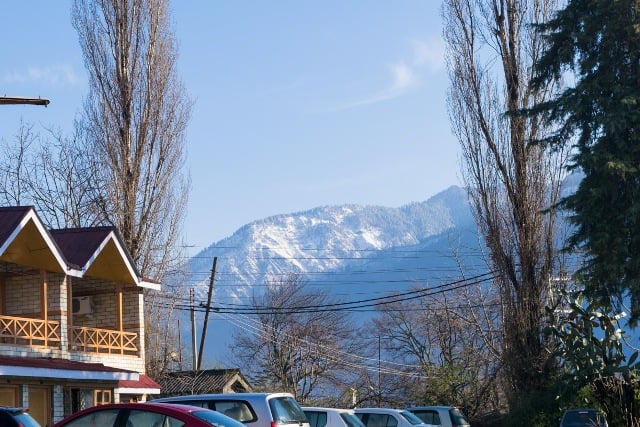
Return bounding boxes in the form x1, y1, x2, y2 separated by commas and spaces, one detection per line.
0, 314, 61, 348
70, 326, 138, 356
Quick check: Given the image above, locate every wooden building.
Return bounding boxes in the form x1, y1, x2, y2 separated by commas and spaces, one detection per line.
0, 206, 161, 425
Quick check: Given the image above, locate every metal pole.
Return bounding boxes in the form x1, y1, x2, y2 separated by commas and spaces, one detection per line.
190, 288, 197, 370
378, 335, 381, 406
197, 257, 217, 370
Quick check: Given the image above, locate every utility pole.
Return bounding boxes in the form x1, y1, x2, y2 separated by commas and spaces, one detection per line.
190, 288, 197, 370
378, 335, 381, 406
197, 256, 217, 370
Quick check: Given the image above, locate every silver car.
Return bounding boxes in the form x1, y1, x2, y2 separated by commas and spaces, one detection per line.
154, 392, 310, 427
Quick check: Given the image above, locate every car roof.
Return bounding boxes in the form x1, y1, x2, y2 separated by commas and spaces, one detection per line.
406, 406, 455, 410
77, 402, 208, 414
303, 407, 354, 413
355, 408, 406, 413
157, 392, 294, 399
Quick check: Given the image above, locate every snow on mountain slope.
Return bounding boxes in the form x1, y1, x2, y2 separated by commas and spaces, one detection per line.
185, 185, 474, 302
176, 185, 480, 366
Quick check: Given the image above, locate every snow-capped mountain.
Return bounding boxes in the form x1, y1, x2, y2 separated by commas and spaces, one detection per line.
186, 185, 477, 302
178, 185, 482, 366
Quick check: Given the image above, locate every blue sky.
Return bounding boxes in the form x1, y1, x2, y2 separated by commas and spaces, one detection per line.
1, 1, 460, 253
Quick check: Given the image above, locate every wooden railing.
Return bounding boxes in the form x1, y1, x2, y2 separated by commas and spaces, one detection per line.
0, 314, 61, 348
70, 326, 138, 356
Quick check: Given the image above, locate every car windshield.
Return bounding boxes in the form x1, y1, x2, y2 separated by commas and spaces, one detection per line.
399, 411, 425, 425
341, 412, 365, 427
269, 397, 308, 424
563, 410, 606, 425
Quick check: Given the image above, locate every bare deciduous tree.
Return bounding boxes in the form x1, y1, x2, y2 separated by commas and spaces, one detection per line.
372, 278, 503, 419
72, 0, 191, 279
231, 274, 358, 403
72, 0, 191, 376
442, 0, 568, 398
0, 122, 103, 227
0, 121, 33, 206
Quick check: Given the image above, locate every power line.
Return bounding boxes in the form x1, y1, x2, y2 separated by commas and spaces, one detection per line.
153, 270, 498, 315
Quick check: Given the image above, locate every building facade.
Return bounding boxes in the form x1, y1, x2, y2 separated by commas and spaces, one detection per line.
0, 206, 161, 426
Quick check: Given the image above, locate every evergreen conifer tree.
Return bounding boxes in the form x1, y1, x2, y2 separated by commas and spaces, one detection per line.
531, 0, 640, 323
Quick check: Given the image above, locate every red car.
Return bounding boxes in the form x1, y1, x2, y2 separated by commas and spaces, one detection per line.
53, 402, 248, 427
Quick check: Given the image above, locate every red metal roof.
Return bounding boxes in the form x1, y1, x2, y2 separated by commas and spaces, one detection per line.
118, 374, 162, 390
0, 355, 136, 373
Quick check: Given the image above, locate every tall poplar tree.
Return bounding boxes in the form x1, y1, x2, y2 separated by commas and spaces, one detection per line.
72, 0, 191, 377
443, 0, 567, 400
531, 0, 640, 323
72, 0, 191, 279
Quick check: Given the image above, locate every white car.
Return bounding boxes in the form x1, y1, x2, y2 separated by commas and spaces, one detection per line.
303, 407, 365, 427
153, 392, 310, 427
405, 406, 470, 427
355, 408, 436, 427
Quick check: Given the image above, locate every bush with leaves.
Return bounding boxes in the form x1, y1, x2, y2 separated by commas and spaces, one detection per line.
545, 288, 639, 425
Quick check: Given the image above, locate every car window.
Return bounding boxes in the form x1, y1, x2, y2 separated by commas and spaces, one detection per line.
60, 409, 120, 427
448, 408, 468, 425
215, 402, 255, 423
411, 410, 439, 425
126, 409, 174, 427
269, 397, 307, 424
362, 413, 397, 427
340, 412, 365, 427
399, 411, 423, 425
304, 410, 327, 427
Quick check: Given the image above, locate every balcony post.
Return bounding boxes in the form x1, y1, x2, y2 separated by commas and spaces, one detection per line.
41, 270, 48, 347
117, 284, 124, 355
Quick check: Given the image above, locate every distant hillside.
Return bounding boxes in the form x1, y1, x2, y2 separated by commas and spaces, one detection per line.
177, 185, 486, 367
186, 185, 478, 300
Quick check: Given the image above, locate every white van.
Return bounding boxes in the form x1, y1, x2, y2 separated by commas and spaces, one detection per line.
153, 392, 310, 427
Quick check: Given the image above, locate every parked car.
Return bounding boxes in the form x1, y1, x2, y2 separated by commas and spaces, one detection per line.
52, 402, 246, 427
303, 406, 365, 427
153, 392, 310, 427
405, 406, 470, 427
0, 406, 41, 427
354, 408, 435, 427
559, 408, 608, 427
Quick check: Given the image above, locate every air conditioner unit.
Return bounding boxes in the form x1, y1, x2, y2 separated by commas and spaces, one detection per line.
72, 296, 93, 315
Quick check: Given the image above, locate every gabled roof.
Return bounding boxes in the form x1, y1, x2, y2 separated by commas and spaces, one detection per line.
0, 206, 160, 290
158, 369, 252, 396
50, 227, 149, 288
0, 206, 68, 274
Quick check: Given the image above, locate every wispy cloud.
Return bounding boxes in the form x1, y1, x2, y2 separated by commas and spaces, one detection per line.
2, 64, 80, 86
331, 36, 444, 111
410, 37, 445, 71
